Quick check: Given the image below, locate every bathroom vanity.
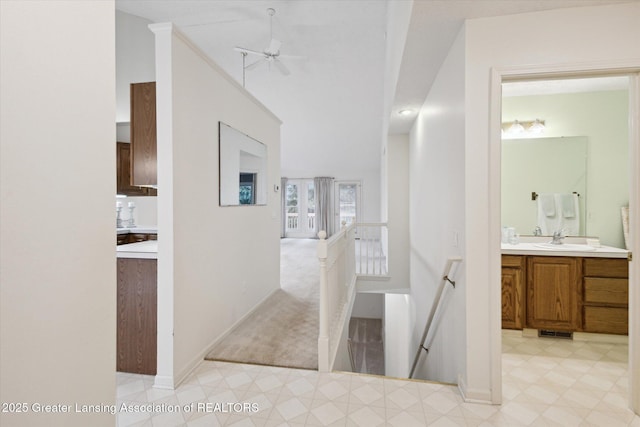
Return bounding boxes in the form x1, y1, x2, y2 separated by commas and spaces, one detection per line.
501, 239, 629, 335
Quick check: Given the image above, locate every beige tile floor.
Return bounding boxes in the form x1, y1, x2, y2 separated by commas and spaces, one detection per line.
117, 331, 640, 426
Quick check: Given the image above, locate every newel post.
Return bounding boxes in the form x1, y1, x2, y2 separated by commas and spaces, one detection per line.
317, 230, 329, 372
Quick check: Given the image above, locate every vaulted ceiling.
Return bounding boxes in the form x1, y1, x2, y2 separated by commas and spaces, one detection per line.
116, 0, 636, 178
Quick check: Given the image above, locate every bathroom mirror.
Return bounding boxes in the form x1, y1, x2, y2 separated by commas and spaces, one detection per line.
219, 122, 267, 206
502, 136, 587, 236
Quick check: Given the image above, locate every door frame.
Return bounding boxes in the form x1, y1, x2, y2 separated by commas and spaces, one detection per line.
489, 62, 640, 411
334, 180, 362, 229
284, 178, 316, 238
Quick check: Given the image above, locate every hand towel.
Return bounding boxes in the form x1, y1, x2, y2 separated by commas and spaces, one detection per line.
558, 193, 580, 235
538, 193, 556, 217
560, 193, 577, 218
537, 194, 560, 235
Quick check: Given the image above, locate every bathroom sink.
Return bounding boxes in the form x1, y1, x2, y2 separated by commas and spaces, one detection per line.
533, 243, 597, 252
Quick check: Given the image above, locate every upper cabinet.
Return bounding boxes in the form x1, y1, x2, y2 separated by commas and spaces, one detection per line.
116, 142, 156, 196
130, 82, 157, 187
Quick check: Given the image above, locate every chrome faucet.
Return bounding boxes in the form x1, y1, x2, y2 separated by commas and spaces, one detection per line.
533, 226, 542, 236
550, 230, 565, 245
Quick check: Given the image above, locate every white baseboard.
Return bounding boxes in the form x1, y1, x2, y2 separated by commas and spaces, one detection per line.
204, 287, 280, 354
457, 374, 493, 404
156, 287, 281, 390
153, 375, 175, 390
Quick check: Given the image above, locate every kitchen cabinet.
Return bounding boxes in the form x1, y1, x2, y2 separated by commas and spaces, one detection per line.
117, 258, 157, 375
116, 232, 157, 245
130, 82, 157, 187
526, 256, 582, 331
501, 255, 525, 330
117, 142, 156, 196
582, 258, 629, 334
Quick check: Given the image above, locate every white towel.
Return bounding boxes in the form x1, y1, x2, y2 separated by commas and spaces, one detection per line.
560, 193, 576, 218
538, 193, 556, 217
559, 193, 580, 235
537, 194, 560, 235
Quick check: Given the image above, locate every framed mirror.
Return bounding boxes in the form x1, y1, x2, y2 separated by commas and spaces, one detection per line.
219, 122, 268, 206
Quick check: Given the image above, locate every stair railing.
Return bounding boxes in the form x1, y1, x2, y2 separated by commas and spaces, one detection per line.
409, 256, 463, 379
317, 223, 357, 372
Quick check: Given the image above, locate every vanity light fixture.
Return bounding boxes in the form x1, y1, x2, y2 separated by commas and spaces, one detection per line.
502, 119, 545, 137
508, 120, 525, 134
528, 119, 546, 133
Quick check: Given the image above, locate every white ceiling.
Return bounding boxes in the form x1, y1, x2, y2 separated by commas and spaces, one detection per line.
116, 0, 387, 178
115, 0, 636, 176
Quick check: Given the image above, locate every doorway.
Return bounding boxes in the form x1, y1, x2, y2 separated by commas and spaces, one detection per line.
335, 181, 361, 228
491, 68, 640, 412
285, 179, 316, 238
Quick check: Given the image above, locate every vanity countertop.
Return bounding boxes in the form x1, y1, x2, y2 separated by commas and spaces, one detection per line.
117, 240, 157, 259
501, 238, 628, 259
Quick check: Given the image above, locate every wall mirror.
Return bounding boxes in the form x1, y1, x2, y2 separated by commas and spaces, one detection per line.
502, 136, 587, 236
219, 122, 267, 206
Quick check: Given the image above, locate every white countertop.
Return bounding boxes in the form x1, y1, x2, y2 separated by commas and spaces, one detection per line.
117, 240, 157, 259
117, 226, 158, 235
501, 237, 628, 259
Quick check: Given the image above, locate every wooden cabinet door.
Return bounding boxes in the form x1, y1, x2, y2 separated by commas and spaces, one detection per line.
130, 82, 157, 187
502, 256, 525, 329
526, 256, 581, 331
117, 142, 153, 196
117, 258, 157, 375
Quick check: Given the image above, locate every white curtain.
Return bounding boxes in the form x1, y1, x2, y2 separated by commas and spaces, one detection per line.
280, 177, 287, 238
314, 177, 335, 237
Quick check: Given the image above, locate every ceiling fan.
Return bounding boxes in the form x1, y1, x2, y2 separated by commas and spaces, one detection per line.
234, 8, 298, 76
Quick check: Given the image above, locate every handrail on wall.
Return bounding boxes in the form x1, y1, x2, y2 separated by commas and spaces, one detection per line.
409, 256, 463, 379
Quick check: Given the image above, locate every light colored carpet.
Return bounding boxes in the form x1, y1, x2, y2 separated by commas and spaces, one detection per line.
349, 317, 385, 376
205, 238, 319, 370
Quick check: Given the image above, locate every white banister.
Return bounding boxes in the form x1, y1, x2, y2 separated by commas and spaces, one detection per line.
317, 223, 357, 372
355, 223, 388, 276
317, 230, 330, 371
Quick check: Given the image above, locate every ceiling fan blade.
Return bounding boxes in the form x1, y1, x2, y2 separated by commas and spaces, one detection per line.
234, 46, 266, 57
273, 59, 290, 76
245, 59, 264, 71
278, 54, 306, 60
266, 38, 281, 55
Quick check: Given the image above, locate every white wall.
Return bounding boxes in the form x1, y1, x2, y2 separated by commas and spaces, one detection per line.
0, 1, 116, 426
351, 293, 384, 319
386, 134, 410, 289
116, 10, 155, 123
152, 25, 282, 386
503, 90, 629, 247
384, 294, 412, 378
464, 2, 640, 403
408, 27, 466, 385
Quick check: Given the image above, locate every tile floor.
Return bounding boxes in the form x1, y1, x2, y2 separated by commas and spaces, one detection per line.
117, 331, 640, 426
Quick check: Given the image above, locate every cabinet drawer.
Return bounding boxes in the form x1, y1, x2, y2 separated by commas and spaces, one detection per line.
583, 306, 628, 335
502, 255, 525, 269
584, 277, 628, 306
583, 258, 628, 278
